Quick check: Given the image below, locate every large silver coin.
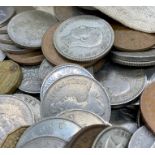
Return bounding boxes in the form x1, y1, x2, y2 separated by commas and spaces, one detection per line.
16, 118, 81, 147
19, 136, 66, 148
54, 15, 114, 62
14, 94, 41, 122
95, 63, 146, 106
92, 126, 131, 148
0, 49, 5, 61
0, 95, 34, 145
57, 109, 109, 128
8, 10, 57, 48
19, 66, 42, 94
40, 64, 94, 101
128, 126, 155, 148
41, 75, 111, 121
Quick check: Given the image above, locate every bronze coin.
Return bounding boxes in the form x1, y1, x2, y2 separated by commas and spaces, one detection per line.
0, 60, 22, 94
66, 125, 108, 148
140, 82, 155, 134
42, 23, 97, 67
6, 50, 44, 65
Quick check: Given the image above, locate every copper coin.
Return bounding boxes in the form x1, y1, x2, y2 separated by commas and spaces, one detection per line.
66, 125, 108, 148
42, 23, 97, 68
140, 82, 155, 134
6, 50, 44, 65
0, 60, 22, 94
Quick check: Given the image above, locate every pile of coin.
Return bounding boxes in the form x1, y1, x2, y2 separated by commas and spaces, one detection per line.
0, 6, 155, 148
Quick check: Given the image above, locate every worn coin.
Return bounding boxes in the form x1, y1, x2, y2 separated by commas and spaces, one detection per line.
0, 34, 13, 44
0, 26, 7, 34
54, 15, 114, 62
128, 126, 155, 148
0, 49, 5, 61
16, 117, 81, 147
92, 126, 131, 148
8, 10, 57, 48
41, 75, 111, 121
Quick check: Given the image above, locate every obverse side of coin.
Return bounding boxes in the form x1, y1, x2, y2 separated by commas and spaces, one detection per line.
0, 49, 6, 61
0, 34, 13, 44
54, 15, 114, 62
92, 126, 131, 148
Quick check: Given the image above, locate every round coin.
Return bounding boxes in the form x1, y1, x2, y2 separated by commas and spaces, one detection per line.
0, 49, 6, 61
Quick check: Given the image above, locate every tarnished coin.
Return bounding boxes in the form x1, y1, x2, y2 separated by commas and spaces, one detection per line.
1, 126, 29, 148
128, 126, 155, 148
0, 34, 13, 44
66, 125, 108, 148
92, 126, 131, 148
54, 15, 114, 62
0, 49, 6, 61
57, 109, 109, 128
19, 66, 42, 94
0, 26, 7, 34
41, 75, 111, 121
140, 82, 155, 133
0, 60, 22, 94
16, 118, 81, 147
14, 94, 41, 122
8, 10, 57, 48
19, 136, 66, 148
40, 64, 94, 101
95, 63, 146, 106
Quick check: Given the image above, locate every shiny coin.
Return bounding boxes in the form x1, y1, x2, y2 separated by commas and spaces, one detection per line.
0, 49, 6, 61
41, 75, 111, 121
16, 117, 81, 147
8, 10, 57, 48
92, 126, 131, 148
0, 26, 7, 34
54, 15, 114, 62
0, 60, 22, 94
95, 63, 146, 106
0, 34, 13, 44
128, 126, 155, 148
19, 66, 42, 94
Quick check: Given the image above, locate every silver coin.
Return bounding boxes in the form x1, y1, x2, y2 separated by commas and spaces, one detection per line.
57, 109, 109, 128
19, 66, 42, 94
39, 59, 54, 80
41, 75, 111, 121
92, 126, 131, 148
0, 34, 13, 44
16, 117, 81, 147
40, 64, 94, 101
0, 25, 7, 34
128, 126, 155, 148
95, 63, 146, 106
8, 10, 57, 48
14, 94, 41, 122
0, 95, 34, 145
0, 49, 6, 61
54, 15, 114, 62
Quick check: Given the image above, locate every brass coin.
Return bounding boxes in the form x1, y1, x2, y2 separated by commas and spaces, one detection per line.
0, 60, 22, 94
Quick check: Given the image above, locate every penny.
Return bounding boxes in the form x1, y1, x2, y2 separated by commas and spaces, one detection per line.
0, 49, 6, 61
19, 136, 66, 148
19, 66, 42, 94
16, 118, 81, 147
0, 60, 22, 94
140, 82, 155, 133
92, 126, 131, 148
0, 26, 7, 34
41, 75, 111, 121
40, 64, 94, 101
128, 126, 155, 148
66, 125, 108, 148
0, 34, 13, 44
54, 15, 114, 62
95, 63, 146, 106
42, 23, 97, 67
8, 10, 57, 48
1, 126, 29, 148
6, 50, 44, 65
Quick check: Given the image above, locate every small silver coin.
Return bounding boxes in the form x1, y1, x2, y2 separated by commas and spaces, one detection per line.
95, 63, 146, 106
8, 10, 57, 49
0, 49, 6, 61
54, 15, 114, 62
40, 64, 94, 101
19, 66, 42, 94
0, 25, 7, 34
16, 117, 81, 147
128, 126, 155, 148
41, 75, 111, 121
0, 34, 13, 44
19, 136, 66, 148
92, 126, 131, 148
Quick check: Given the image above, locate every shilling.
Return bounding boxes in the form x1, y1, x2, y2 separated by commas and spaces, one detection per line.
16, 118, 81, 147
0, 49, 5, 61
53, 15, 114, 62
41, 75, 111, 121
